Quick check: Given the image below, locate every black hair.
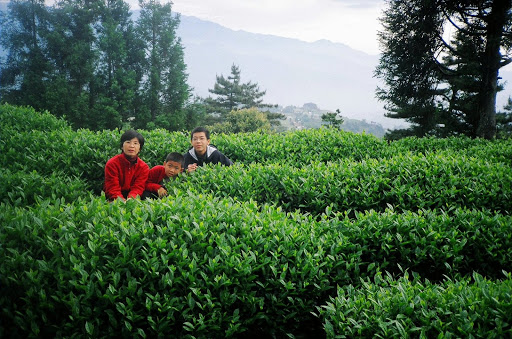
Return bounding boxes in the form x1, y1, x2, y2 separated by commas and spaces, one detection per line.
190, 126, 210, 140
120, 130, 145, 150
165, 152, 184, 166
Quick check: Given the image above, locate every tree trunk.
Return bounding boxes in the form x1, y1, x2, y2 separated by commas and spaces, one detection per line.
477, 0, 512, 139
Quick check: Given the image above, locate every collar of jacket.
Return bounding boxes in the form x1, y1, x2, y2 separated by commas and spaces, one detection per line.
122, 152, 138, 165
189, 145, 217, 161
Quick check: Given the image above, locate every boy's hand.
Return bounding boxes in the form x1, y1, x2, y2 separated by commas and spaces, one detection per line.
187, 163, 198, 173
157, 187, 167, 197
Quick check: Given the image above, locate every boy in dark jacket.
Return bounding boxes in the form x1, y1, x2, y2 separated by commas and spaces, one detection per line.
183, 127, 233, 173
143, 152, 184, 199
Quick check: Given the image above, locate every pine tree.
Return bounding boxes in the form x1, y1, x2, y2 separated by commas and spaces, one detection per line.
204, 64, 279, 124
375, 0, 445, 139
321, 109, 344, 129
376, 0, 512, 139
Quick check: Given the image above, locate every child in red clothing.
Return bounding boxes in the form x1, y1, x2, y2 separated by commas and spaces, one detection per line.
144, 152, 184, 199
104, 130, 149, 201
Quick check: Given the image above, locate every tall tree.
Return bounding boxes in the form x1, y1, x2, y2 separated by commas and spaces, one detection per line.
136, 0, 190, 130
376, 0, 446, 139
0, 0, 50, 111
1, 0, 190, 131
50, 0, 100, 129
91, 0, 139, 130
376, 0, 512, 139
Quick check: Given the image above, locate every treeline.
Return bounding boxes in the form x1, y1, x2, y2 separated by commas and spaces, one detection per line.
0, 0, 197, 131
377, 1, 512, 139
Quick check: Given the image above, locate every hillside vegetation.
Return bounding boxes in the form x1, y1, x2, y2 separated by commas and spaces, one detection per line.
1, 104, 511, 338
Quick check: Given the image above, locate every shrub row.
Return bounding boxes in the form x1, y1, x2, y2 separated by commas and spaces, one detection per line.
318, 271, 512, 338
212, 128, 390, 163
0, 128, 190, 194
0, 103, 70, 132
0, 169, 90, 207
3, 104, 511, 194
391, 135, 512, 166
179, 152, 512, 215
1, 193, 511, 337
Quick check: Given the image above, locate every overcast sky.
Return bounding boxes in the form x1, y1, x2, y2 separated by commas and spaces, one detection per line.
126, 0, 386, 55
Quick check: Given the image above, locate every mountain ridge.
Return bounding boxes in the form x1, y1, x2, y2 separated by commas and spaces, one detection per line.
176, 14, 395, 126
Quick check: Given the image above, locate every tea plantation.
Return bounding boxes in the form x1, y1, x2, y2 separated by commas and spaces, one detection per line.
1, 103, 511, 338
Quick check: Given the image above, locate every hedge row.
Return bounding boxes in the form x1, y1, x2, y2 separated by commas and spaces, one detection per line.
3, 104, 512, 197
318, 271, 512, 338
0, 169, 89, 206
7, 130, 506, 214
179, 152, 512, 215
1, 193, 511, 337
211, 128, 390, 163
0, 104, 70, 132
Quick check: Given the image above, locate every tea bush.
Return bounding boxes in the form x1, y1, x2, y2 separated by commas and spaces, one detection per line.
178, 153, 512, 215
2, 104, 512, 337
0, 103, 70, 132
0, 194, 330, 337
1, 193, 511, 337
2, 104, 512, 199
213, 128, 390, 163
318, 271, 512, 338
0, 169, 90, 207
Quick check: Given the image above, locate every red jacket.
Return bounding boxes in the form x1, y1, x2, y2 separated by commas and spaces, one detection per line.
104, 153, 149, 200
145, 165, 167, 193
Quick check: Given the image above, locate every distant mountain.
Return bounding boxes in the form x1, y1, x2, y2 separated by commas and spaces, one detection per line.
176, 15, 512, 125
176, 15, 396, 127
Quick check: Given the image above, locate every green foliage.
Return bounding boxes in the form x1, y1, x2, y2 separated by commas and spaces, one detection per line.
136, 0, 191, 130
0, 194, 328, 337
1, 197, 512, 337
0, 0, 190, 131
0, 169, 89, 207
319, 271, 512, 338
213, 127, 389, 164
203, 64, 277, 128
0, 103, 70, 132
376, 0, 443, 137
1, 104, 512, 337
180, 152, 512, 215
377, 0, 512, 139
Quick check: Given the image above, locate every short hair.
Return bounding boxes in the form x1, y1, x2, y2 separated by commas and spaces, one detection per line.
190, 126, 210, 140
165, 152, 184, 166
120, 130, 145, 150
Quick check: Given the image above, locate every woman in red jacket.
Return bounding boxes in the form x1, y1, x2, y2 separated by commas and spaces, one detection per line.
104, 130, 149, 201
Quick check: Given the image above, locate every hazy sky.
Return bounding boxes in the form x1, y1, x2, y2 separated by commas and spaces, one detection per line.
126, 0, 386, 55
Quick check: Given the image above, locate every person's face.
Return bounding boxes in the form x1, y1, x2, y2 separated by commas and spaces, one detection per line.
122, 137, 141, 159
164, 160, 182, 178
191, 132, 210, 156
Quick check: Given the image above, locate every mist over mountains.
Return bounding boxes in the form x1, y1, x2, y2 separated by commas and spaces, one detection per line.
176, 15, 397, 127
176, 14, 512, 128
